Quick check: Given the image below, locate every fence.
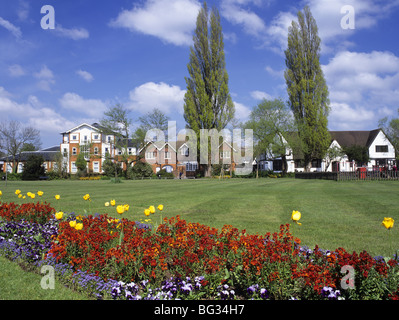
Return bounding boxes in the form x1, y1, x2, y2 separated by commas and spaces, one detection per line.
337, 170, 399, 181
295, 170, 399, 181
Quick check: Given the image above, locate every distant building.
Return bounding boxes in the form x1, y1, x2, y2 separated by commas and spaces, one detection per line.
257, 129, 396, 173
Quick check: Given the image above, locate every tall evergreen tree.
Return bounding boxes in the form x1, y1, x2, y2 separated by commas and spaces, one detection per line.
284, 6, 330, 172
183, 2, 234, 175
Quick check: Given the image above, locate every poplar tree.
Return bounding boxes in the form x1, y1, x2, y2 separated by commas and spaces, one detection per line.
284, 6, 330, 172
183, 2, 235, 175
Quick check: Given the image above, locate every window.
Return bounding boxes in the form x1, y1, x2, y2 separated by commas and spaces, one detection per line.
220, 151, 231, 159
165, 151, 171, 159
71, 162, 77, 173
72, 135, 77, 140
311, 159, 322, 168
93, 134, 99, 140
181, 146, 189, 156
81, 145, 89, 159
105, 147, 109, 154
186, 162, 198, 172
146, 152, 156, 159
72, 147, 77, 155
93, 162, 99, 173
128, 148, 132, 155
376, 145, 388, 153
94, 147, 98, 155
63, 148, 68, 157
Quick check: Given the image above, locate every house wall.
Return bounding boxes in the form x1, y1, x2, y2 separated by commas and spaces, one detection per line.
368, 130, 396, 168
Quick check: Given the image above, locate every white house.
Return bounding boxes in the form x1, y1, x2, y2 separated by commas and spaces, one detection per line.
257, 129, 396, 173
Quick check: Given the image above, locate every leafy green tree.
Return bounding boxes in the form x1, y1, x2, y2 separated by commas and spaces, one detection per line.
379, 112, 399, 159
75, 153, 87, 173
102, 153, 122, 177
343, 145, 369, 167
244, 98, 295, 175
284, 6, 330, 172
130, 161, 153, 179
21, 155, 45, 180
183, 2, 235, 176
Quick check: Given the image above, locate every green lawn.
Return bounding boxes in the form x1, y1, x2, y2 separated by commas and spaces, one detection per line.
0, 256, 91, 300
1, 178, 398, 257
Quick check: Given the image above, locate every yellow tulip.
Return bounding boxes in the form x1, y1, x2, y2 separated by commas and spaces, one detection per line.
291, 210, 302, 225
27, 192, 32, 197
55, 211, 63, 220
83, 194, 90, 201
157, 204, 164, 211
149, 205, 155, 214
55, 195, 60, 200
110, 200, 116, 206
116, 205, 125, 214
30, 193, 36, 199
37, 191, 44, 197
144, 209, 151, 216
75, 223, 83, 230
124, 204, 129, 211
0, 190, 2, 196
69, 220, 77, 228
18, 194, 22, 199
15, 189, 21, 195
382, 217, 394, 230
105, 202, 110, 207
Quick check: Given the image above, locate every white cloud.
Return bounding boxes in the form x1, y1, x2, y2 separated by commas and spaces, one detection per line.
265, 65, 284, 78
323, 50, 399, 129
233, 101, 251, 120
76, 69, 94, 82
265, 11, 296, 52
221, 0, 267, 37
0, 17, 22, 38
17, 1, 30, 21
53, 24, 89, 40
250, 90, 273, 100
329, 102, 375, 130
110, 0, 201, 46
34, 65, 55, 91
34, 65, 54, 79
59, 92, 108, 118
323, 50, 399, 103
128, 82, 186, 115
8, 64, 26, 77
264, 0, 399, 54
0, 87, 74, 135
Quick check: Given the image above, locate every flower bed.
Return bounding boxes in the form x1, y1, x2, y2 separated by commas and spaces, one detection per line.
1, 200, 399, 300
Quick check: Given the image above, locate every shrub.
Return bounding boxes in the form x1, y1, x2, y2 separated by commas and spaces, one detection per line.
21, 155, 45, 180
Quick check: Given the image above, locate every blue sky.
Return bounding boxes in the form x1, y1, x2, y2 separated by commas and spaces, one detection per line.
1, 0, 399, 148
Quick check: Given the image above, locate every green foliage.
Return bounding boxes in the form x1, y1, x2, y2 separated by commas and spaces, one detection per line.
379, 111, 399, 159
244, 98, 294, 174
102, 156, 122, 177
21, 155, 45, 180
343, 145, 370, 166
75, 153, 87, 172
183, 2, 234, 139
284, 6, 330, 171
129, 161, 154, 178
157, 169, 174, 179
